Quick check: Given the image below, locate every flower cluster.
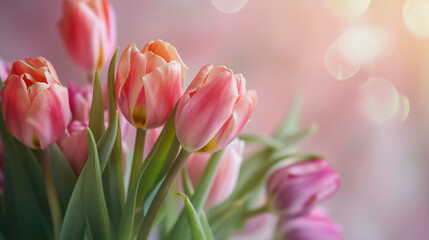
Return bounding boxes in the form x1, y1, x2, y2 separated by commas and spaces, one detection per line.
0, 0, 342, 239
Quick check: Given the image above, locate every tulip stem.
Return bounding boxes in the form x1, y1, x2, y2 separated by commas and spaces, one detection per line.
41, 149, 62, 240
138, 148, 191, 240
129, 128, 146, 190
240, 205, 269, 220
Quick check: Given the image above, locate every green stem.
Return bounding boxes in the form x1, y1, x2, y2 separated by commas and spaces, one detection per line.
129, 128, 146, 190
168, 150, 225, 240
41, 149, 62, 240
138, 149, 191, 240
240, 205, 269, 220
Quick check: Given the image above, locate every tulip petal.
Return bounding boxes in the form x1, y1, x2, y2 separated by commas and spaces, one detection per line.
59, 0, 99, 71
176, 71, 239, 152
143, 61, 182, 128
26, 57, 60, 83
1, 75, 34, 147
26, 84, 71, 149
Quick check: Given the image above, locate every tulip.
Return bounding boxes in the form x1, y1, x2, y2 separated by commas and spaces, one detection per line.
58, 0, 116, 71
266, 159, 340, 217
185, 139, 244, 207
116, 42, 184, 129
175, 65, 257, 153
0, 59, 11, 81
143, 128, 161, 161
0, 140, 3, 189
68, 82, 93, 123
1, 58, 71, 149
275, 209, 343, 240
57, 121, 88, 174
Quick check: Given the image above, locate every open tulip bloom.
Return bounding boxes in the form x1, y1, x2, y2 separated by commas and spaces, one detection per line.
0, 2, 342, 240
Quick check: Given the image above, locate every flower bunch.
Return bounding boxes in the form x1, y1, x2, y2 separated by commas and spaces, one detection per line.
0, 0, 342, 240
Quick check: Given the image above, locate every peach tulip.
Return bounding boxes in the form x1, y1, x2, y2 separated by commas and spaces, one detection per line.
175, 65, 257, 153
115, 42, 184, 129
185, 139, 244, 208
266, 159, 340, 217
58, 0, 116, 71
1, 58, 71, 149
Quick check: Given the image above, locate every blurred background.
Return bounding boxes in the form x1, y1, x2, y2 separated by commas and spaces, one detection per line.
1, 0, 428, 239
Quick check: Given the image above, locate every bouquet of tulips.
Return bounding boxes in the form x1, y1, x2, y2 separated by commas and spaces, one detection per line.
0, 0, 343, 240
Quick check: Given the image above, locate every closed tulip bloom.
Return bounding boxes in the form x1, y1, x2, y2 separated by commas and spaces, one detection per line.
68, 82, 93, 123
266, 159, 340, 217
275, 209, 343, 240
175, 65, 257, 153
57, 121, 88, 174
0, 59, 11, 81
58, 0, 116, 71
116, 43, 183, 129
1, 58, 71, 149
185, 139, 244, 207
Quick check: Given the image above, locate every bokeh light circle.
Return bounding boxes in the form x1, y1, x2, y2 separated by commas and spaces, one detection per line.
211, 0, 248, 13
359, 78, 409, 126
325, 0, 371, 18
324, 41, 361, 80
403, 0, 429, 38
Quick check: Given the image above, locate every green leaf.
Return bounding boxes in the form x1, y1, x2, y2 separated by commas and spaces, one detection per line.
49, 144, 77, 215
88, 70, 105, 142
275, 96, 302, 140
238, 134, 284, 150
199, 211, 214, 240
172, 192, 206, 240
107, 49, 119, 126
84, 129, 111, 240
182, 167, 195, 196
97, 112, 119, 172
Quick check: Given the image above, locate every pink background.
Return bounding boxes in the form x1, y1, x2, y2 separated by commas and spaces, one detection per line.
1, 0, 428, 239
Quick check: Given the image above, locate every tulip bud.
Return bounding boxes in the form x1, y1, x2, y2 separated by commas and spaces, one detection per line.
68, 82, 93, 123
266, 159, 340, 217
116, 42, 184, 129
0, 59, 11, 81
57, 121, 88, 174
175, 65, 257, 153
185, 139, 245, 208
1, 58, 71, 149
58, 0, 116, 71
275, 209, 343, 240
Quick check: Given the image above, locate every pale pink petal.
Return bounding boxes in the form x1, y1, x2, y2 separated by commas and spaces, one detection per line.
176, 72, 239, 152
57, 121, 88, 174
26, 84, 71, 149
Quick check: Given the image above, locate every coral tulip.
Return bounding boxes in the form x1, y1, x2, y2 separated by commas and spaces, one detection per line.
266, 159, 340, 217
116, 43, 184, 129
1, 58, 71, 149
185, 139, 244, 207
58, 0, 116, 71
275, 209, 343, 240
175, 65, 257, 153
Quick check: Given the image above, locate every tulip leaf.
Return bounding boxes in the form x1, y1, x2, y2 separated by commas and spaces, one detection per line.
97, 111, 119, 172
107, 49, 119, 125
199, 211, 215, 240
275, 96, 302, 140
89, 70, 105, 142
172, 192, 206, 240
84, 129, 111, 240
49, 144, 77, 214
0, 106, 51, 239
118, 108, 178, 240
238, 134, 284, 150
182, 167, 195, 196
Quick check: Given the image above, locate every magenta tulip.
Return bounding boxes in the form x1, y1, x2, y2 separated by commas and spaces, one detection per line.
185, 139, 244, 207
175, 65, 257, 153
58, 0, 116, 71
68, 82, 93, 123
57, 121, 88, 174
266, 159, 340, 217
275, 209, 343, 240
0, 59, 11, 82
116, 42, 184, 129
1, 58, 71, 149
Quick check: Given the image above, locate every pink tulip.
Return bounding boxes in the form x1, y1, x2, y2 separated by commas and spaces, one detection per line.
68, 82, 93, 123
58, 0, 116, 71
1, 58, 71, 149
115, 42, 184, 129
185, 139, 244, 207
57, 121, 88, 174
143, 128, 162, 161
266, 159, 340, 217
275, 209, 343, 240
175, 65, 257, 153
0, 59, 11, 81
